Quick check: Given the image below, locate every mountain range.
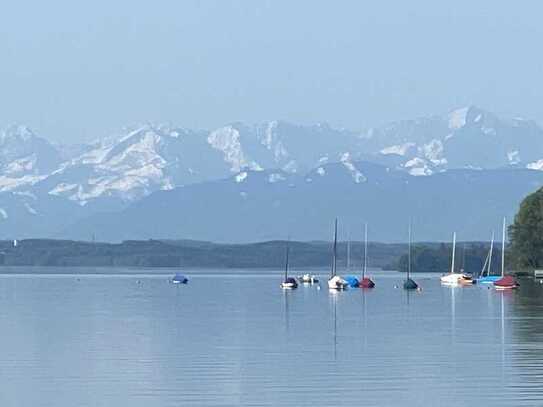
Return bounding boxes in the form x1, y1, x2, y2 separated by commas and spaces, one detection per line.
1, 105, 543, 241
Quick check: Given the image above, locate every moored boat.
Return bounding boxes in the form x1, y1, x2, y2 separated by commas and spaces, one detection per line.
477, 231, 500, 284
440, 232, 473, 286
403, 222, 419, 290
299, 273, 319, 284
493, 217, 519, 290
328, 219, 348, 290
359, 223, 375, 288
280, 239, 298, 289
172, 273, 188, 284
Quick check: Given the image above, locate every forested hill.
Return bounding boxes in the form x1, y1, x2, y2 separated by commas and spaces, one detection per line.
0, 239, 496, 272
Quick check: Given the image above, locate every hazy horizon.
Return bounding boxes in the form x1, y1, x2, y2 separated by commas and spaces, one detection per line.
2, 0, 543, 143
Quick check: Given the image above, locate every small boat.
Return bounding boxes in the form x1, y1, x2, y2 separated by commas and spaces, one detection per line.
344, 275, 360, 287
359, 222, 375, 288
281, 239, 298, 289
493, 218, 519, 290
477, 231, 501, 284
344, 233, 360, 287
299, 273, 319, 284
172, 273, 188, 284
403, 222, 419, 290
494, 275, 519, 290
440, 232, 473, 285
328, 218, 348, 290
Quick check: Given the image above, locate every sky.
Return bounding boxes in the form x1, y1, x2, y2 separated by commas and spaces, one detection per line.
1, 0, 543, 143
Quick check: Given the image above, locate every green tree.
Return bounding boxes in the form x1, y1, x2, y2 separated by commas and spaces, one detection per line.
510, 187, 543, 269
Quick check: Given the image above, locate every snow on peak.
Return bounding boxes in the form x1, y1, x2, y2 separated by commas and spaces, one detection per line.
380, 142, 416, 156
404, 157, 434, 176
208, 126, 262, 172
448, 107, 470, 130
508, 150, 521, 165
340, 152, 366, 183
527, 160, 543, 170
421, 140, 447, 166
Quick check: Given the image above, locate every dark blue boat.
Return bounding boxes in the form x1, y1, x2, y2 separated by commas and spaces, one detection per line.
172, 274, 188, 284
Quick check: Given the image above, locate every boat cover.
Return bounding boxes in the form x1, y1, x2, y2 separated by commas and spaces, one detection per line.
494, 275, 519, 288
344, 276, 360, 287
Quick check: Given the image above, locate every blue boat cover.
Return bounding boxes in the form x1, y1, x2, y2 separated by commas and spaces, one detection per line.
173, 274, 188, 283
345, 276, 360, 287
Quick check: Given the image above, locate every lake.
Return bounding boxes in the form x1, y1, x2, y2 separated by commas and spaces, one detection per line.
0, 269, 542, 406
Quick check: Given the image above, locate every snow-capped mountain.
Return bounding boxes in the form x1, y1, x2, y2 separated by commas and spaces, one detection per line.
1, 105, 543, 240
4, 105, 543, 206
0, 125, 62, 193
363, 106, 543, 175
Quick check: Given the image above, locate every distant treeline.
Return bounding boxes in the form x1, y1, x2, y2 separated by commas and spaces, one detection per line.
397, 243, 509, 274
0, 238, 498, 272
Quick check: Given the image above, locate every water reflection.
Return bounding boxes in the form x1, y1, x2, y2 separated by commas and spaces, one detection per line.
0, 273, 543, 406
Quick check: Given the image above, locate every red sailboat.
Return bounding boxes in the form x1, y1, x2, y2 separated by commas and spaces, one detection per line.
493, 217, 519, 290
359, 223, 375, 288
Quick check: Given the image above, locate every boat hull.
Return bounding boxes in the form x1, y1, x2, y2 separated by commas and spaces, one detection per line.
493, 275, 519, 290
477, 276, 501, 284
328, 276, 348, 290
403, 278, 418, 290
440, 273, 473, 286
359, 277, 375, 288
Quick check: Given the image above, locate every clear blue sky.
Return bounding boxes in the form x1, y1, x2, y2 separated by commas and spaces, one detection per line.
1, 0, 541, 142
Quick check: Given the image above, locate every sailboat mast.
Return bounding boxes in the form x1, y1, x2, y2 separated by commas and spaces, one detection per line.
363, 223, 368, 278
408, 222, 412, 279
501, 217, 506, 277
488, 231, 494, 276
331, 218, 338, 277
347, 230, 351, 273
284, 239, 290, 281
451, 232, 456, 274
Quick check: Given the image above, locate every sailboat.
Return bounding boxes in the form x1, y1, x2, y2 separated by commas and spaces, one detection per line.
440, 232, 473, 285
359, 223, 375, 288
403, 222, 419, 290
280, 239, 298, 289
328, 218, 348, 290
477, 231, 501, 284
344, 231, 360, 287
494, 217, 519, 290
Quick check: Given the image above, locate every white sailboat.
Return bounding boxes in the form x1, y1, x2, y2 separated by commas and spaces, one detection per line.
328, 218, 348, 290
440, 232, 473, 285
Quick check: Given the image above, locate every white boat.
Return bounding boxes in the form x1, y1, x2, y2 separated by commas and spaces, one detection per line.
280, 239, 298, 289
328, 218, 348, 290
440, 232, 473, 285
299, 273, 319, 284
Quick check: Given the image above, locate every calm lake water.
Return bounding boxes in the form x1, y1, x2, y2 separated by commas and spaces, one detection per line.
1, 269, 543, 406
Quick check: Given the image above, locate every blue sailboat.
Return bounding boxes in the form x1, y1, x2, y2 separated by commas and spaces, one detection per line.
477, 231, 500, 284
344, 232, 360, 287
